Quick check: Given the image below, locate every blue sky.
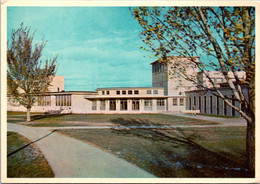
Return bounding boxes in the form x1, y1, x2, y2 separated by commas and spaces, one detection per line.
7, 7, 155, 91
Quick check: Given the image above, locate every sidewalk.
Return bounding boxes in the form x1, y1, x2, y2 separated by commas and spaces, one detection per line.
163, 112, 247, 126
7, 123, 156, 178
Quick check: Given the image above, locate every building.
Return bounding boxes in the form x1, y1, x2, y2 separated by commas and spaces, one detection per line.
7, 56, 247, 117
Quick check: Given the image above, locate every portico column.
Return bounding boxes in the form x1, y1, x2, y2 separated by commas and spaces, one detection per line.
128, 99, 132, 112
106, 99, 109, 112
152, 99, 157, 112
140, 99, 144, 111
96, 100, 100, 112
116, 99, 120, 112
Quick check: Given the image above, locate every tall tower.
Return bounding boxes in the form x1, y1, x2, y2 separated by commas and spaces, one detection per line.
152, 56, 199, 96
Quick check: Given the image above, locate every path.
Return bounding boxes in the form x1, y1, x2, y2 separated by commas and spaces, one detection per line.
7, 123, 156, 178
164, 112, 247, 126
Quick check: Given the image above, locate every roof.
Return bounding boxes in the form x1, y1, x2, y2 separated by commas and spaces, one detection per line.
96, 87, 164, 90
150, 56, 200, 65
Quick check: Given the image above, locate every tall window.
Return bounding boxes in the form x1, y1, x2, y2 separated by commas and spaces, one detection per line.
100, 100, 106, 110
92, 100, 97, 110
210, 96, 213, 114
109, 99, 116, 110
232, 95, 235, 116
37, 96, 51, 106
204, 96, 207, 113
199, 96, 201, 112
132, 99, 140, 110
172, 98, 178, 106
216, 96, 219, 115
106, 91, 110, 95
189, 97, 192, 110
120, 99, 128, 110
56, 95, 71, 106
144, 99, 152, 111
180, 98, 184, 106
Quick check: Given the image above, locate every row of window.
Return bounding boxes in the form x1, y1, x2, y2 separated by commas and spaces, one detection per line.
101, 90, 159, 95
152, 62, 167, 73
35, 95, 72, 107
92, 99, 165, 111
188, 95, 237, 116
172, 98, 185, 106
35, 96, 51, 106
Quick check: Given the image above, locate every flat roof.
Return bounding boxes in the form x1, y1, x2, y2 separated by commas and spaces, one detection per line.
84, 95, 167, 99
150, 56, 200, 65
96, 87, 164, 90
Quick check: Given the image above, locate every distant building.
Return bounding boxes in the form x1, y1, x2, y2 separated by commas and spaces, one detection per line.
7, 57, 247, 117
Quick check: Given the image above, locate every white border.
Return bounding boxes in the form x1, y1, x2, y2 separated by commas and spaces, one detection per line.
1, 1, 260, 183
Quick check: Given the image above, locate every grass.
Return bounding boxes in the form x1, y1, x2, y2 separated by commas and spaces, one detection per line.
7, 113, 220, 127
198, 113, 235, 118
7, 131, 54, 178
57, 125, 252, 178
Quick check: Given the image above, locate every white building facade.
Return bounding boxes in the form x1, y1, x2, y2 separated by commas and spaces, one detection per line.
7, 57, 247, 117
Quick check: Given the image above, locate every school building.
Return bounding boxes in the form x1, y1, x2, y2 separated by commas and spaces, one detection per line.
7, 56, 247, 117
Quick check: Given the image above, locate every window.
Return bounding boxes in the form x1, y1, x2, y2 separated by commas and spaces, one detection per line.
109, 99, 116, 110
173, 98, 178, 106
199, 96, 201, 112
144, 99, 152, 107
210, 96, 213, 114
153, 90, 158, 94
204, 96, 207, 113
232, 95, 235, 116
102, 91, 105, 95
157, 99, 165, 110
216, 96, 219, 115
106, 91, 110, 95
189, 97, 192, 110
56, 95, 71, 106
128, 90, 132, 95
147, 90, 152, 94
134, 90, 139, 94
193, 97, 196, 106
92, 100, 97, 110
37, 96, 51, 106
120, 99, 127, 110
100, 100, 106, 110
180, 98, 184, 106
132, 99, 140, 110
122, 90, 126, 95
116, 91, 120, 95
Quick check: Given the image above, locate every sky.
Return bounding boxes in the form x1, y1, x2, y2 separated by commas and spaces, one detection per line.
7, 7, 156, 91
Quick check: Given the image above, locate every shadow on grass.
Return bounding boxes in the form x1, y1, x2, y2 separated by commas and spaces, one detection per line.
7, 113, 70, 124
110, 118, 253, 177
7, 130, 57, 158
31, 113, 70, 121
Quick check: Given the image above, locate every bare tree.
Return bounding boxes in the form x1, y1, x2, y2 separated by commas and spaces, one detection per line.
7, 23, 58, 122
132, 7, 255, 174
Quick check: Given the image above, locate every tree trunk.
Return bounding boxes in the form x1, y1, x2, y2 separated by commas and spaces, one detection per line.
27, 108, 31, 122
246, 120, 255, 176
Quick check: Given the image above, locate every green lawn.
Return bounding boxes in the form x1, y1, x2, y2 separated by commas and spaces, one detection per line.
57, 126, 251, 178
7, 113, 220, 127
7, 131, 54, 178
